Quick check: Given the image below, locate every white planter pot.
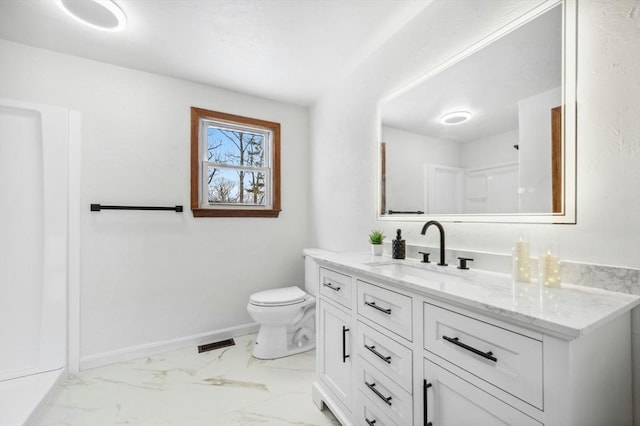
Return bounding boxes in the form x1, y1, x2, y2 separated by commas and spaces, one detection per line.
371, 244, 383, 256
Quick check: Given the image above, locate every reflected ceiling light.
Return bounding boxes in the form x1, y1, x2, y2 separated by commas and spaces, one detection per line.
54, 0, 127, 32
440, 111, 472, 125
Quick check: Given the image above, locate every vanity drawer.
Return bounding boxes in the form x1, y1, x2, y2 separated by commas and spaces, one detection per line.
355, 391, 398, 426
320, 268, 352, 309
424, 302, 543, 409
357, 280, 412, 341
357, 358, 412, 426
356, 321, 412, 392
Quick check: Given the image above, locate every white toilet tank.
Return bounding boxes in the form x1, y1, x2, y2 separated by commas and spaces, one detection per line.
303, 248, 332, 296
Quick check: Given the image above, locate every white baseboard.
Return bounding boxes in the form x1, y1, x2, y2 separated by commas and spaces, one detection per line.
79, 322, 259, 370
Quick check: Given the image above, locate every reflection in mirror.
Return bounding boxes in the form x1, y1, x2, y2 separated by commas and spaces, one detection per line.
379, 1, 575, 223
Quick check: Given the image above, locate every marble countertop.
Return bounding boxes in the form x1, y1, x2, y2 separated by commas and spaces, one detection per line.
309, 251, 640, 340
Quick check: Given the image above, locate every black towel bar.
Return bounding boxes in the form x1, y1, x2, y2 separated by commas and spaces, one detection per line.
90, 204, 183, 212
387, 210, 424, 215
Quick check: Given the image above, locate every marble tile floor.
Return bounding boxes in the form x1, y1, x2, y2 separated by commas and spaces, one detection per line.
34, 334, 339, 426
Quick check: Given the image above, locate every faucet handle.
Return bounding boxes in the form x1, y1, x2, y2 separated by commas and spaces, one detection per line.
418, 251, 431, 263
457, 257, 474, 270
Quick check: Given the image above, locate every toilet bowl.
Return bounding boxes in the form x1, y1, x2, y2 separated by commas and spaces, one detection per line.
247, 286, 316, 359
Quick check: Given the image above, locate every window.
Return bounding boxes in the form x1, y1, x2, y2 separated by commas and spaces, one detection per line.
191, 107, 281, 217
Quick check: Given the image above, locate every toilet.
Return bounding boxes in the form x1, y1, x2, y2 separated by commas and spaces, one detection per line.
247, 249, 330, 359
247, 286, 316, 359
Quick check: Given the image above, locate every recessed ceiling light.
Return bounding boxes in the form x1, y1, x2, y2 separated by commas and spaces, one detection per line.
54, 0, 127, 32
440, 111, 472, 125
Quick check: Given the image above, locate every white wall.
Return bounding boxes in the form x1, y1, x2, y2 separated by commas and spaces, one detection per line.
462, 129, 519, 169
310, 0, 640, 270
518, 87, 562, 213
463, 130, 519, 213
0, 40, 310, 363
382, 125, 461, 212
382, 126, 520, 214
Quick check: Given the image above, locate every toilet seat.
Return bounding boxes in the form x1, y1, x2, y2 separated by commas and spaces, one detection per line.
249, 286, 307, 307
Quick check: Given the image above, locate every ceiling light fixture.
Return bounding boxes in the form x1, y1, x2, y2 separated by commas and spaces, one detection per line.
440, 111, 472, 125
54, 0, 127, 32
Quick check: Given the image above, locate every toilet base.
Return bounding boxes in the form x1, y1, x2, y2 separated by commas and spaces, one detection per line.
252, 324, 316, 359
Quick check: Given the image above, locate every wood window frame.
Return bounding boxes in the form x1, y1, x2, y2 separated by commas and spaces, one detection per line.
190, 107, 281, 218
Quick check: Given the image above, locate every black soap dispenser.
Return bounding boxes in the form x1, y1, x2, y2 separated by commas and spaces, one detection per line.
392, 229, 406, 259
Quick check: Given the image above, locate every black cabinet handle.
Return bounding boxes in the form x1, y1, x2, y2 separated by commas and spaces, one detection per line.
365, 419, 377, 426
365, 381, 392, 406
442, 335, 497, 362
364, 301, 392, 315
342, 326, 350, 363
424, 380, 433, 426
323, 282, 341, 291
364, 344, 391, 364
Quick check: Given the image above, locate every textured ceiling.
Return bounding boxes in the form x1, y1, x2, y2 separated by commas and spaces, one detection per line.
0, 0, 429, 105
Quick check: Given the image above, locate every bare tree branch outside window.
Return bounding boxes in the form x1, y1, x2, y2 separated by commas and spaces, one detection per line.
206, 126, 266, 205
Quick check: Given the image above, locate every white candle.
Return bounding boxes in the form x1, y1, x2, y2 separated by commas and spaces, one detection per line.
541, 249, 561, 287
512, 238, 531, 283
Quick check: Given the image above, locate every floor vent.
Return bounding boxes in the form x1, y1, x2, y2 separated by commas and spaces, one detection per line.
198, 338, 236, 353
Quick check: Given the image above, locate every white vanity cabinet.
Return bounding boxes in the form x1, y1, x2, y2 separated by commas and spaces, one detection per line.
420, 296, 634, 426
310, 253, 639, 426
318, 300, 352, 412
316, 267, 354, 422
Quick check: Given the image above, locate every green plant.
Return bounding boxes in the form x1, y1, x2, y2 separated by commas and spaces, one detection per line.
368, 229, 385, 245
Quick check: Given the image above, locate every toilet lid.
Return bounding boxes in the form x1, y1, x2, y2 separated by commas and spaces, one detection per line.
250, 286, 307, 306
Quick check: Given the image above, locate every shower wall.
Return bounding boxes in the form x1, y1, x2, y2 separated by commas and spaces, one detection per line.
0, 99, 69, 381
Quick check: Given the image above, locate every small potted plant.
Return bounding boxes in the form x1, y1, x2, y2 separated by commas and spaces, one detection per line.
369, 229, 385, 256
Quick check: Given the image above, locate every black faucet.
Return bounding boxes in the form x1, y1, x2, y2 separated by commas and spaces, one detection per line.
420, 220, 447, 266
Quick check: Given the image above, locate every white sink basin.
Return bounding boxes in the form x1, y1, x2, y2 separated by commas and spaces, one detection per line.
365, 261, 467, 283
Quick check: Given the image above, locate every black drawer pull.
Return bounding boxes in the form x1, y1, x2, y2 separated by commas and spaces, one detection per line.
424, 380, 433, 426
365, 381, 392, 406
323, 282, 341, 291
364, 301, 392, 315
365, 419, 377, 426
365, 344, 391, 364
342, 326, 350, 363
442, 335, 497, 362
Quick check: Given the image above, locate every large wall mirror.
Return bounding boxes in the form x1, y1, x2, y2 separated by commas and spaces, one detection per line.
379, 0, 576, 224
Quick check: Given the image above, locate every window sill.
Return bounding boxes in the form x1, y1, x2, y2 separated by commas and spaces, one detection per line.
191, 207, 281, 218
